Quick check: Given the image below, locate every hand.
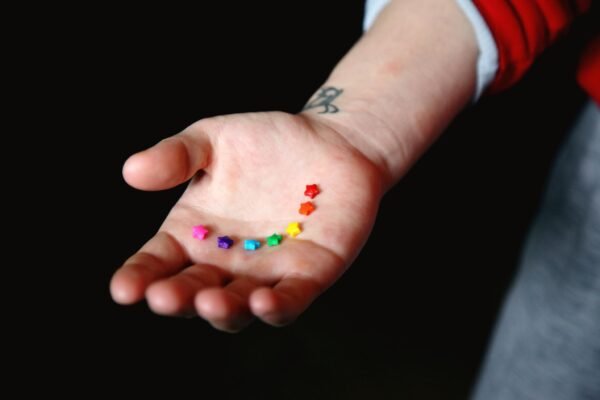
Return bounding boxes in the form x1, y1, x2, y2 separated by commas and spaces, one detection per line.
110, 111, 384, 332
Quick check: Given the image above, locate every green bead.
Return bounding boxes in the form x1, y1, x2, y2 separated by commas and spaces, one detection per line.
267, 233, 283, 247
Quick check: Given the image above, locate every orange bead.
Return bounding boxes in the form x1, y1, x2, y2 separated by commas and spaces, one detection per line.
299, 201, 316, 216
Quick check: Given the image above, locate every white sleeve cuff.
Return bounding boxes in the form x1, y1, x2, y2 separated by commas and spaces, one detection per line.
363, 0, 499, 101
454, 0, 498, 99
363, 0, 391, 31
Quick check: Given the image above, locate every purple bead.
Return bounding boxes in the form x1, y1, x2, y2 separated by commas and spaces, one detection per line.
217, 236, 234, 249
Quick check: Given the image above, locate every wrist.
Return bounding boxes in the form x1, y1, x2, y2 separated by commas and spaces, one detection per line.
299, 92, 413, 189
300, 0, 478, 189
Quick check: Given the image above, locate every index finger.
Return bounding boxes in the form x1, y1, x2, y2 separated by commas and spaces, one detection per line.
110, 231, 189, 304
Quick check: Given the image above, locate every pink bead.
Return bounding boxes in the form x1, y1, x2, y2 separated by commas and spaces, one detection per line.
192, 225, 209, 240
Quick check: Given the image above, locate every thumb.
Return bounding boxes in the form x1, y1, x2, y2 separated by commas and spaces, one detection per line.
123, 131, 211, 191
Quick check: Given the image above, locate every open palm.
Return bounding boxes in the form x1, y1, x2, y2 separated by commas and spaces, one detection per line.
111, 111, 383, 331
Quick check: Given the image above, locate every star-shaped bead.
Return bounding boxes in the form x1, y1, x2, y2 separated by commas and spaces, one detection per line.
304, 184, 320, 199
266, 233, 283, 247
299, 201, 316, 216
244, 239, 261, 251
286, 222, 302, 238
192, 225, 209, 240
217, 236, 234, 249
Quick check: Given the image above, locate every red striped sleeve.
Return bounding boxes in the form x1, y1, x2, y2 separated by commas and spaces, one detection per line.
472, 0, 592, 93
576, 35, 600, 104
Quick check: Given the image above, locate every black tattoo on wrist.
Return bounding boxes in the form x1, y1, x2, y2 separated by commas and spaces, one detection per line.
303, 86, 343, 114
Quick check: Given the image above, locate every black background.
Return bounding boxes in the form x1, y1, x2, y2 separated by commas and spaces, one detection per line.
28, 1, 597, 398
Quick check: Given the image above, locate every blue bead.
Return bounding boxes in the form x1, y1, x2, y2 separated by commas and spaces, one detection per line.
244, 239, 261, 251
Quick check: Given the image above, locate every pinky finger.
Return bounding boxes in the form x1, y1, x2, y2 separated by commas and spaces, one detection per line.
249, 276, 322, 327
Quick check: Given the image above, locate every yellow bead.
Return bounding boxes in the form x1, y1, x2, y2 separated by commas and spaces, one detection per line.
286, 222, 302, 238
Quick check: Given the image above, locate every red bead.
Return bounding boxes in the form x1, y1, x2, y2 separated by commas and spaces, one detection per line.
304, 184, 320, 199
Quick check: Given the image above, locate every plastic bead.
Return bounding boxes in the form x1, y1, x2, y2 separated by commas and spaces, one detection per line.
192, 225, 209, 240
299, 201, 316, 216
266, 233, 283, 247
286, 222, 302, 238
217, 236, 234, 249
244, 239, 261, 251
304, 184, 320, 199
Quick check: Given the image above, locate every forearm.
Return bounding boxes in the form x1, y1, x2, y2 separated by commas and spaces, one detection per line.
301, 0, 478, 188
